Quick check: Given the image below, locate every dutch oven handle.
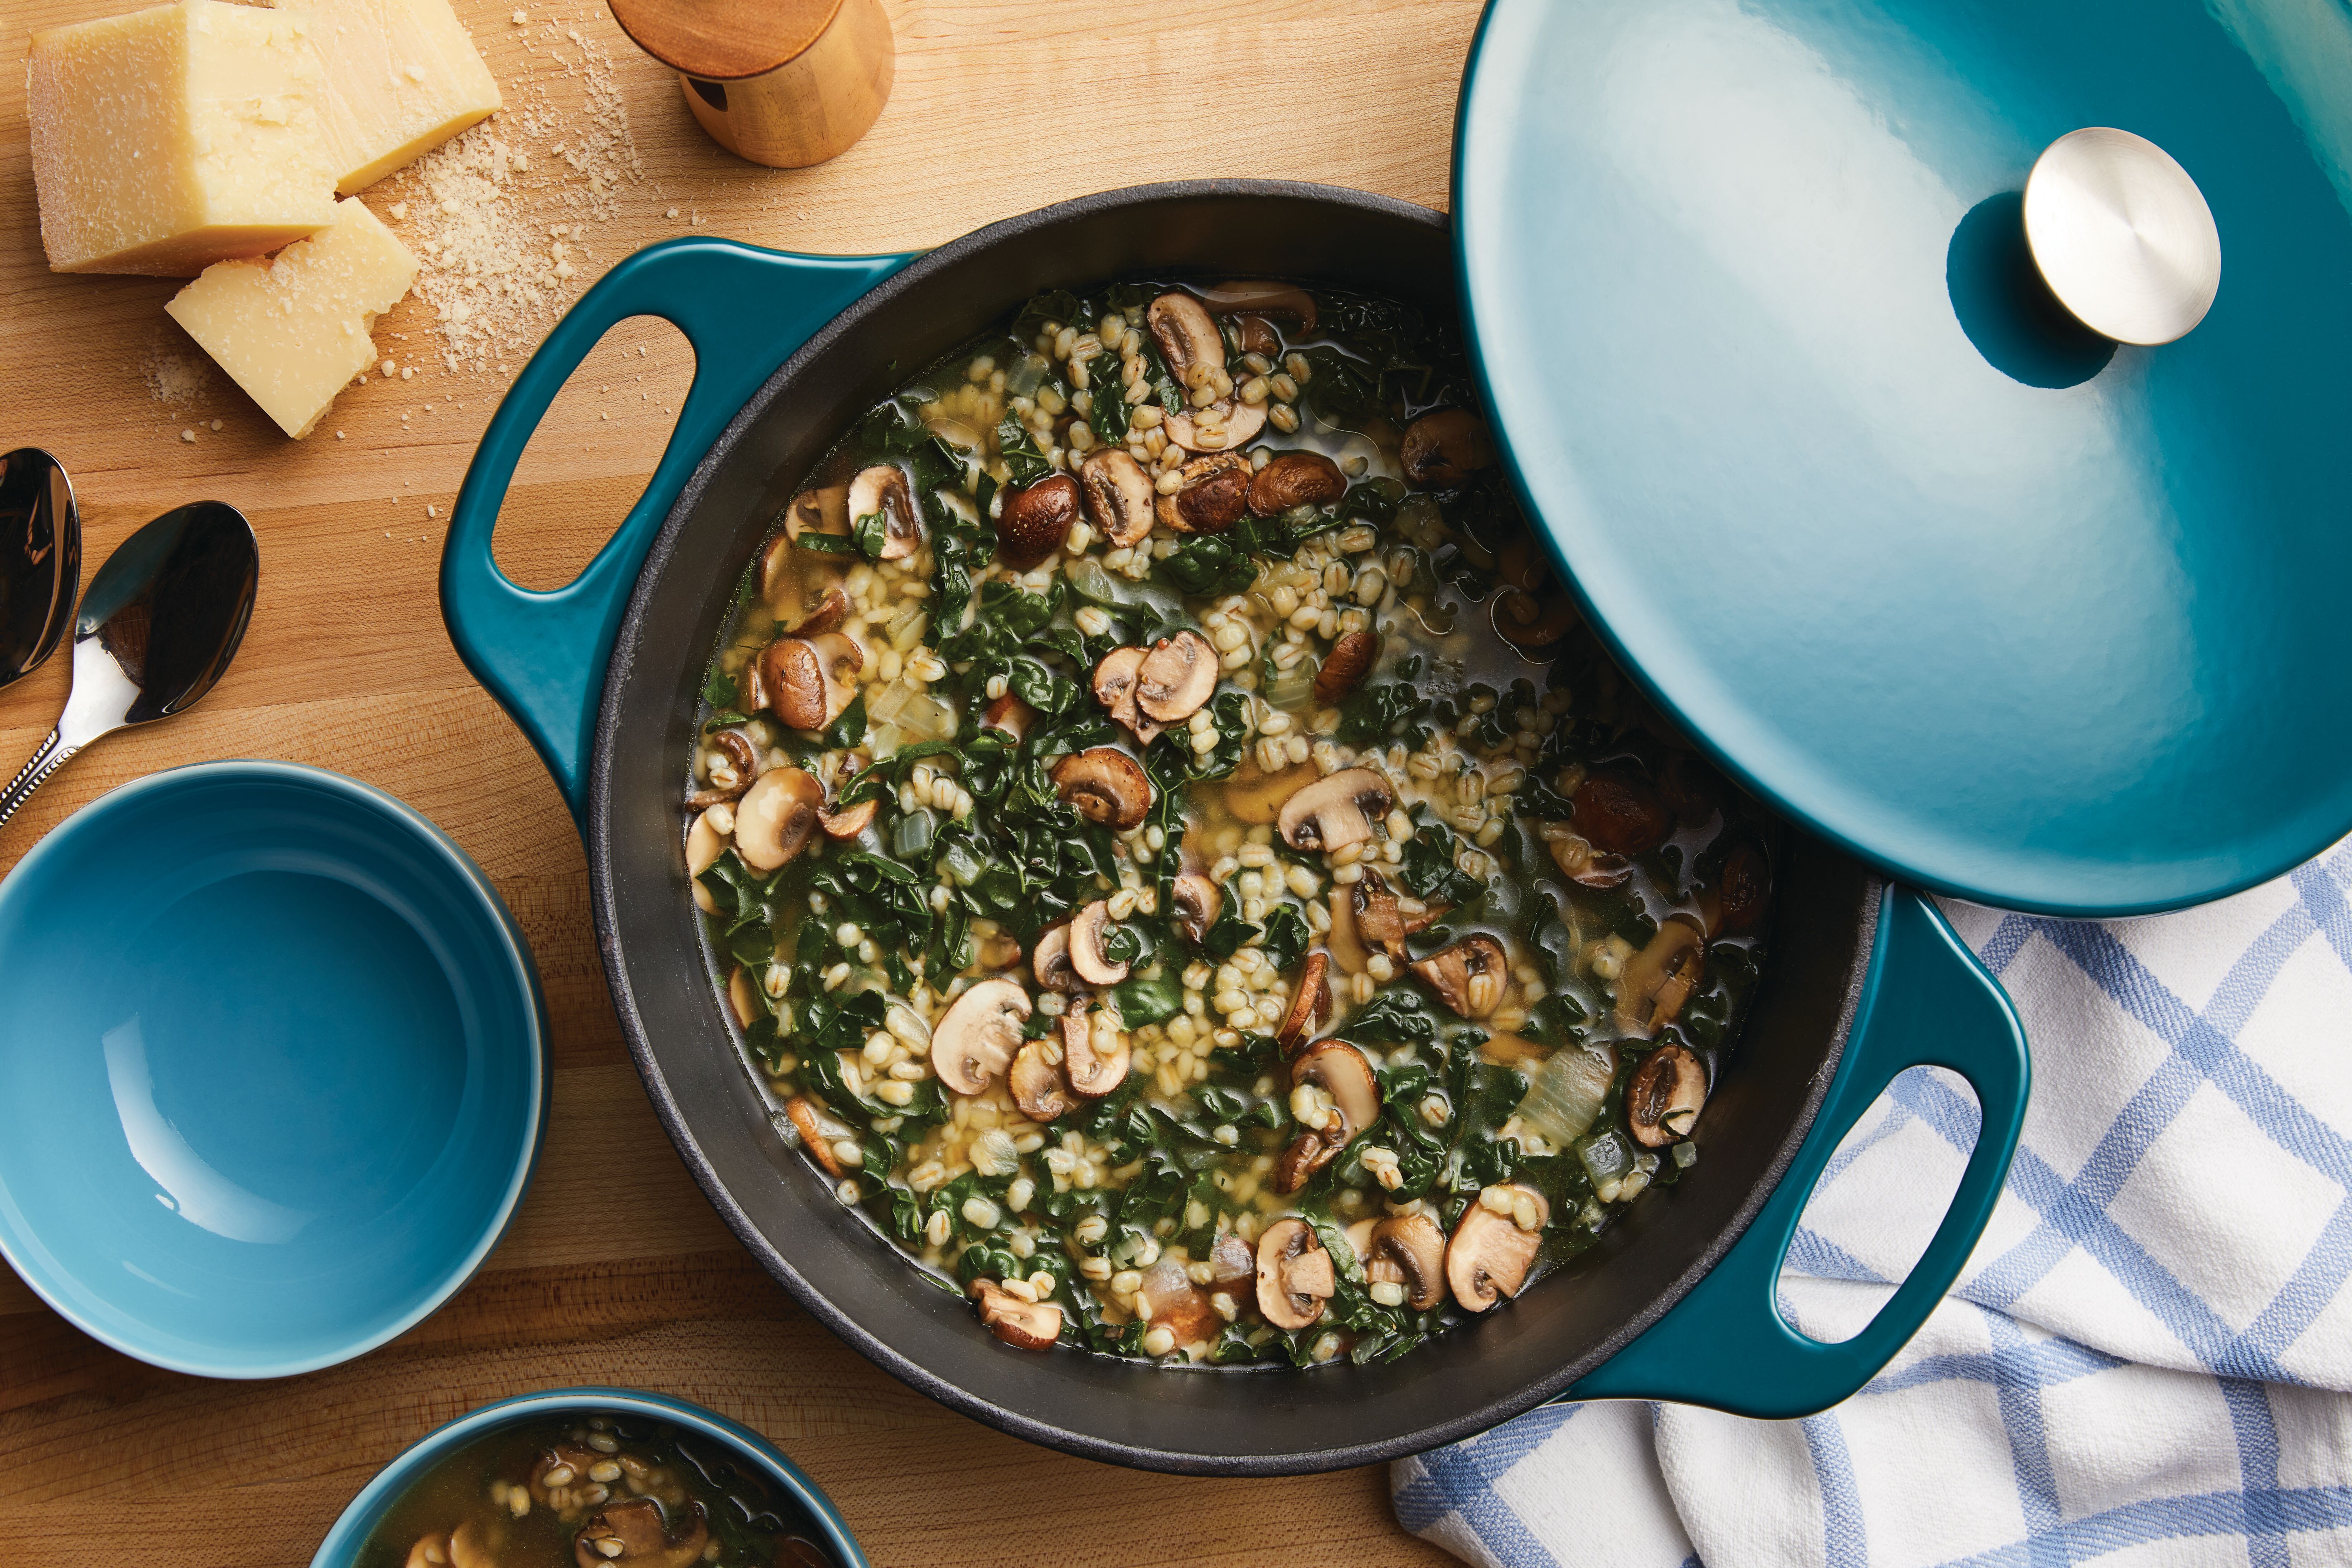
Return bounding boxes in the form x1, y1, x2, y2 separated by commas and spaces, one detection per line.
1567, 886, 2029, 1417
441, 237, 916, 827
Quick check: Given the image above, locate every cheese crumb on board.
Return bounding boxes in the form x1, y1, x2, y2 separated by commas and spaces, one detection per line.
27, 0, 340, 276
273, 0, 503, 195
165, 197, 418, 438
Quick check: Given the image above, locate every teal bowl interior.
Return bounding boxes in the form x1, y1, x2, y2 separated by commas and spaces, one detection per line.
0, 761, 547, 1376
308, 1388, 869, 1568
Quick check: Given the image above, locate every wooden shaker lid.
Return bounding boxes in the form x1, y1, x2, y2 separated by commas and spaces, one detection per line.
605, 0, 843, 79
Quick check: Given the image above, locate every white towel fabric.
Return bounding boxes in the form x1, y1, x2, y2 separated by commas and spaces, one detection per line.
1394, 839, 2352, 1567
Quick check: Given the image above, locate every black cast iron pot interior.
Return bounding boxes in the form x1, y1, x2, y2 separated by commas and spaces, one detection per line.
590, 181, 1879, 1474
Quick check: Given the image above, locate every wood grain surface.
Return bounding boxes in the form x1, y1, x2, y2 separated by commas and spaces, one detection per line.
0, 1, 1478, 1562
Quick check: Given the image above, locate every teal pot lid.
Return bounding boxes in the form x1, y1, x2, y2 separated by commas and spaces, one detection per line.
1455, 0, 2352, 916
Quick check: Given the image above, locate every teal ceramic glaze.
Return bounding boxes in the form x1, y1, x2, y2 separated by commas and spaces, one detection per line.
310, 1389, 867, 1568
0, 763, 546, 1376
1455, 0, 2352, 916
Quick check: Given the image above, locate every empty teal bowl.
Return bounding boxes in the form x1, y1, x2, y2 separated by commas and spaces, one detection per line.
0, 761, 547, 1376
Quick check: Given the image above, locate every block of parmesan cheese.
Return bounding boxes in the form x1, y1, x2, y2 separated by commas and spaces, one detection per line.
165, 198, 418, 439
273, 0, 503, 194
27, 0, 340, 276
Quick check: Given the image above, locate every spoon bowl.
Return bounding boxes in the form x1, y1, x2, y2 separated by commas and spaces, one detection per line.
0, 500, 257, 829
0, 447, 79, 690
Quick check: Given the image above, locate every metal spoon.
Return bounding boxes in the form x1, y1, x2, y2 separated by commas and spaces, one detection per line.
0, 448, 79, 690
0, 502, 258, 830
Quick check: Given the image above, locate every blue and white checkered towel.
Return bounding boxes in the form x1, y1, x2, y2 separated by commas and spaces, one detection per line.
1395, 840, 2352, 1567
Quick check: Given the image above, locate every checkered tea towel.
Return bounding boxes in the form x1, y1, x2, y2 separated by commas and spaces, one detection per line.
1394, 839, 2352, 1567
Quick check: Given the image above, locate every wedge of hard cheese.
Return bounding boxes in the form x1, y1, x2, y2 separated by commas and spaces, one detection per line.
28, 0, 340, 276
166, 198, 418, 439
273, 0, 504, 194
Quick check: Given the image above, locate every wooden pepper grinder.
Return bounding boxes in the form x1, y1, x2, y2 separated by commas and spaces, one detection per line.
605, 0, 892, 169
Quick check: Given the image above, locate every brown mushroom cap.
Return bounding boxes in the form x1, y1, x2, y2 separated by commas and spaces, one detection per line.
1135, 629, 1218, 722
1573, 770, 1673, 858
1170, 873, 1221, 945
763, 632, 864, 732
1447, 1186, 1549, 1312
1273, 1129, 1337, 1194
732, 767, 823, 872
1626, 1043, 1708, 1148
982, 692, 1038, 742
1411, 934, 1510, 1020
1494, 588, 1579, 649
1277, 952, 1331, 1052
1715, 842, 1771, 934
818, 795, 877, 840
575, 1498, 710, 1568
1153, 451, 1253, 534
782, 1094, 844, 1177
1255, 1216, 1336, 1331
1364, 1214, 1448, 1311
783, 482, 848, 547
1032, 921, 1077, 991
1090, 646, 1165, 744
1146, 292, 1225, 384
787, 585, 852, 639
1061, 1007, 1131, 1098
1278, 767, 1394, 853
1068, 900, 1131, 987
1008, 1039, 1077, 1122
1294, 1040, 1380, 1143
1162, 400, 1268, 454
1196, 280, 1320, 333
1221, 758, 1317, 825
1079, 449, 1154, 548
1313, 629, 1379, 706
1050, 745, 1153, 829
1401, 409, 1495, 489
972, 1279, 1063, 1350
846, 463, 922, 561
997, 473, 1080, 570
1249, 451, 1347, 515
1615, 917, 1708, 1037
930, 977, 1031, 1095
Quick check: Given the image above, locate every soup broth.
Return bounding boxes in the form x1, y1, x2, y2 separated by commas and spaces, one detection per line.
681, 280, 1776, 1369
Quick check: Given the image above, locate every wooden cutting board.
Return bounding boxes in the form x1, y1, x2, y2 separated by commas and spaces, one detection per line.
0, 0, 1479, 1562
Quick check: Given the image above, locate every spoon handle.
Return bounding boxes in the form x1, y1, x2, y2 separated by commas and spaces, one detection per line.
0, 728, 77, 832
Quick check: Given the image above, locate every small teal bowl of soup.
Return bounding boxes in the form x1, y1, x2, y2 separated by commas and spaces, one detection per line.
0, 761, 546, 1376
312, 1389, 867, 1568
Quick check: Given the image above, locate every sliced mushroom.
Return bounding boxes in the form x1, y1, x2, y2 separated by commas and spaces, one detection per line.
1626, 1043, 1707, 1148
983, 692, 1038, 742
531, 1443, 605, 1501
1277, 952, 1330, 1052
1222, 759, 1317, 825
1091, 645, 1165, 745
450, 1524, 501, 1568
1494, 588, 1579, 649
1162, 400, 1268, 454
1146, 291, 1225, 384
846, 463, 921, 561
930, 977, 1031, 1095
1541, 822, 1632, 889
1050, 746, 1153, 829
783, 482, 848, 546
1295, 1040, 1381, 1140
1274, 1129, 1337, 1193
818, 794, 877, 840
1313, 629, 1378, 706
1136, 629, 1218, 721
1061, 1006, 1130, 1097
783, 1094, 844, 1177
692, 730, 758, 811
1009, 1038, 1076, 1122
972, 1279, 1063, 1350
1255, 1216, 1336, 1331
1079, 449, 1154, 547
1401, 409, 1494, 489
1326, 877, 1371, 975
1614, 917, 1706, 1038
732, 767, 823, 872
1715, 842, 1771, 935
1345, 868, 1415, 962
1278, 767, 1394, 853
997, 473, 1079, 570
1573, 769, 1672, 858
1170, 872, 1221, 945
787, 585, 852, 638
1135, 1253, 1221, 1347
1068, 900, 1131, 987
1032, 921, 1077, 991
574, 1498, 710, 1568
1362, 1214, 1447, 1311
1412, 934, 1510, 1020
763, 631, 864, 732
1196, 280, 1320, 333
1248, 450, 1346, 516
1153, 451, 1253, 534
1447, 1186, 1548, 1312
686, 808, 727, 913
